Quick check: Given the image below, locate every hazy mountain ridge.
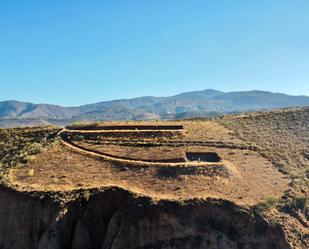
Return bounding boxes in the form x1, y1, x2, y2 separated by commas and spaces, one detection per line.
1, 89, 309, 127
0, 100, 79, 119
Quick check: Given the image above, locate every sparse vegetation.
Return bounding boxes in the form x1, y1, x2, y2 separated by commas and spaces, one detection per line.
0, 126, 60, 181
221, 108, 309, 247
221, 108, 309, 197
285, 196, 309, 213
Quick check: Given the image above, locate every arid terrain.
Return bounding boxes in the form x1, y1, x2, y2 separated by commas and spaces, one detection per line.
0, 107, 308, 249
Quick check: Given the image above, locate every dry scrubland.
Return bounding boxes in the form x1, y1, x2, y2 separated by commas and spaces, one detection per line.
0, 126, 60, 181
220, 108, 309, 247
221, 108, 309, 205
0, 108, 308, 248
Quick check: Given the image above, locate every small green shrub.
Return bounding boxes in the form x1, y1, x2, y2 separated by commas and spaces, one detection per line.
24, 155, 36, 162
294, 196, 308, 211
28, 142, 44, 155
83, 190, 91, 202
256, 197, 279, 212
269, 218, 280, 227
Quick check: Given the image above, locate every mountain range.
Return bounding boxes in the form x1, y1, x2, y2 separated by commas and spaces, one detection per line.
1, 89, 309, 127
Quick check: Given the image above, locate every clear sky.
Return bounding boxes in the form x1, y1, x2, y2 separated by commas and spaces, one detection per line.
0, 1, 308, 106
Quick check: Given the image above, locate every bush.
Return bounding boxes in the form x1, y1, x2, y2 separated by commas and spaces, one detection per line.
83, 190, 91, 202
294, 196, 308, 211
256, 197, 279, 212
273, 161, 286, 172
28, 143, 44, 155
24, 155, 36, 163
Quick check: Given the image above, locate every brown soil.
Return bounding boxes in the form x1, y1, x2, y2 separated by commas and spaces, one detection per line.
9, 121, 289, 206
69, 142, 187, 162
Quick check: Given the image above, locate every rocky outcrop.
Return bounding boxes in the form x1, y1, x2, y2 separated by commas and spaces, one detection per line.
0, 186, 290, 249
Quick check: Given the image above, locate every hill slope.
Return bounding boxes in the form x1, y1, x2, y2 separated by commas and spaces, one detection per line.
0, 110, 308, 248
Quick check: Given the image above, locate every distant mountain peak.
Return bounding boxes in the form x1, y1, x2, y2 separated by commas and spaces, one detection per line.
1, 89, 309, 127
172, 89, 225, 99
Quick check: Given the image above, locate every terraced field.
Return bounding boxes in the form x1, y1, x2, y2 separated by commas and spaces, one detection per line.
5, 121, 288, 206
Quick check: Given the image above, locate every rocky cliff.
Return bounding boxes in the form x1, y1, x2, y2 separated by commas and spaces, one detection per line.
0, 186, 290, 249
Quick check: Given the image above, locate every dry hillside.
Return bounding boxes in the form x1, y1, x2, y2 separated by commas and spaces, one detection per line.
0, 108, 308, 249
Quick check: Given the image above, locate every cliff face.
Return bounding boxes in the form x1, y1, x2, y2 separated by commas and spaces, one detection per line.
0, 186, 290, 249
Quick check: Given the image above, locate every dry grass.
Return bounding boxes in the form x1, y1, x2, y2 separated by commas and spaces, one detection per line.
220, 107, 309, 237
220, 108, 309, 196
0, 126, 60, 171
5, 121, 289, 206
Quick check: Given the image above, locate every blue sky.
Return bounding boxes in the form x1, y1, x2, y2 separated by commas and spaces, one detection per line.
0, 1, 308, 106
